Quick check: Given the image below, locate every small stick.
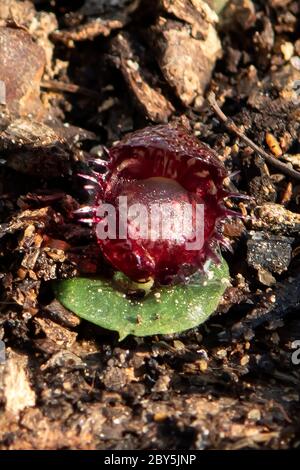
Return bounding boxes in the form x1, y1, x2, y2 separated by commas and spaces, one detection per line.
207, 91, 300, 181
41, 80, 100, 100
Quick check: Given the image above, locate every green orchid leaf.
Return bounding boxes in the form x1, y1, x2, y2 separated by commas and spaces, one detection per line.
54, 258, 230, 340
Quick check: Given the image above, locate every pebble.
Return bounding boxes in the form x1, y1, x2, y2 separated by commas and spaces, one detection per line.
291, 56, 300, 70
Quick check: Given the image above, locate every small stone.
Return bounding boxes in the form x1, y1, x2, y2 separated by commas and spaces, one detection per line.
291, 56, 300, 70
152, 374, 170, 392
240, 355, 250, 366
257, 268, 276, 286
247, 408, 261, 421
173, 340, 185, 350
247, 232, 293, 274
216, 349, 227, 359
126, 59, 139, 71
270, 332, 280, 344
280, 42, 294, 61
198, 359, 208, 372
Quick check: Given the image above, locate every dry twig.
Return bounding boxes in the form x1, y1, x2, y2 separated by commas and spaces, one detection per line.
207, 92, 300, 181
41, 80, 100, 100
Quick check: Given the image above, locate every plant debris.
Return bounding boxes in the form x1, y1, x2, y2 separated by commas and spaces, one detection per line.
0, 0, 300, 451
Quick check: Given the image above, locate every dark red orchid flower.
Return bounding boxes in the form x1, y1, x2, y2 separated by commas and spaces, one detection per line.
78, 124, 238, 285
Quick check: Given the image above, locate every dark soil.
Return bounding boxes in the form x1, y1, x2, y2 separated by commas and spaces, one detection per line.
0, 0, 300, 450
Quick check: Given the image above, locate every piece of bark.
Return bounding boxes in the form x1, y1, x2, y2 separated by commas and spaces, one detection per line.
0, 207, 63, 239
0, 119, 62, 150
0, 0, 35, 26
0, 0, 58, 77
52, 0, 140, 45
1, 349, 36, 416
1, 117, 95, 152
43, 299, 81, 329
0, 118, 71, 177
0, 26, 45, 118
40, 350, 84, 370
149, 1, 222, 107
11, 278, 40, 315
159, 0, 217, 37
111, 33, 174, 122
28, 11, 58, 78
34, 317, 77, 349
52, 17, 124, 45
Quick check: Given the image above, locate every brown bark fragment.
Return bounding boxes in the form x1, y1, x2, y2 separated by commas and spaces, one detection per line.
150, 1, 222, 107
0, 26, 45, 117
111, 33, 174, 122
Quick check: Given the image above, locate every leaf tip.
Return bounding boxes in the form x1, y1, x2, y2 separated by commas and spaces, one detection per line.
118, 331, 129, 342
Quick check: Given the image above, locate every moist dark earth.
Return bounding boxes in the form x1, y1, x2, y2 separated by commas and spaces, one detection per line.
0, 0, 300, 450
